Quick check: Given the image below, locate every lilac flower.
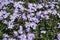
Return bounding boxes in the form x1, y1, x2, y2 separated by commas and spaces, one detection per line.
45, 4, 49, 8
0, 10, 10, 19
0, 3, 3, 9
3, 38, 7, 40
28, 3, 37, 12
52, 10, 57, 15
0, 17, 3, 20
18, 29, 23, 34
8, 38, 16, 40
36, 11, 41, 16
25, 22, 37, 29
28, 3, 33, 9
37, 4, 43, 9
47, 9, 52, 13
19, 5, 25, 12
1, 0, 10, 5
18, 26, 23, 34
40, 14, 45, 18
3, 6, 7, 9
27, 33, 35, 40
27, 9, 35, 13
57, 13, 60, 18
0, 11, 4, 17
18, 1, 24, 4
13, 31, 18, 36
10, 13, 19, 20
49, 3, 55, 9
8, 0, 14, 3
2, 20, 8, 24
30, 22, 37, 29
3, 33, 9, 37
41, 30, 46, 34
57, 23, 60, 28
14, 2, 20, 8
14, 2, 25, 12
26, 27, 30, 32
8, 21, 14, 29
56, 5, 59, 9
30, 13, 35, 17
25, 22, 31, 28
27, 14, 31, 19
45, 15, 49, 20
29, 17, 39, 23
22, 13, 27, 20
3, 13, 10, 18
18, 34, 27, 40
43, 11, 48, 15
57, 33, 60, 40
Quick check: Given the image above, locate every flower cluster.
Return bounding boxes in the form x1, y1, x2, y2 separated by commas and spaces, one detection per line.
0, 0, 60, 40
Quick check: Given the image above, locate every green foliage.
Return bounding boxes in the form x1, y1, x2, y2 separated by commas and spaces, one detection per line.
0, 30, 3, 39
15, 0, 20, 2
6, 3, 14, 14
0, 21, 7, 39
13, 25, 19, 31
0, 0, 60, 40
28, 0, 39, 3
36, 14, 60, 40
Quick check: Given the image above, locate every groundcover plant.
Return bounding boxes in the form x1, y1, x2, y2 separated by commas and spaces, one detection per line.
0, 0, 60, 40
